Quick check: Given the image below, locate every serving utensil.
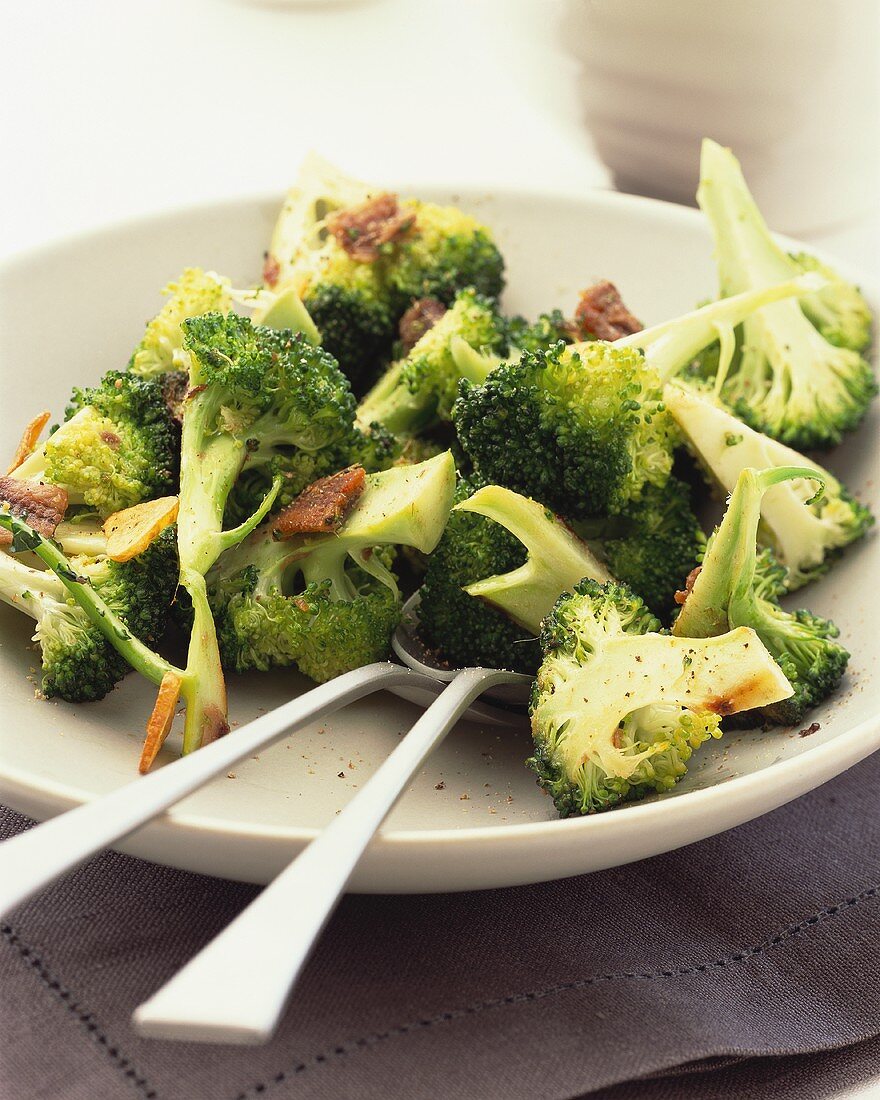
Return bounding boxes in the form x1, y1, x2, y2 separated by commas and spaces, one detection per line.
0, 663, 437, 919
132, 601, 531, 1043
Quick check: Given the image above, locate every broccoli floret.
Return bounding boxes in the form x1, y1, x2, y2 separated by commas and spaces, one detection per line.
357, 288, 508, 436
129, 268, 232, 377
301, 258, 395, 388
10, 371, 178, 518
419, 475, 538, 674
504, 310, 573, 357
418, 478, 609, 673
674, 466, 850, 725
210, 453, 456, 683
263, 157, 506, 386
789, 252, 872, 352
384, 200, 504, 309
0, 528, 177, 702
664, 383, 873, 589
528, 579, 793, 816
172, 310, 373, 748
452, 279, 819, 520
697, 139, 877, 448
454, 340, 674, 519
575, 478, 706, 617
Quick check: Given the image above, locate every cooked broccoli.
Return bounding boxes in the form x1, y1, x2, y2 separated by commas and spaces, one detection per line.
0, 528, 176, 702
263, 156, 505, 387
673, 466, 849, 726
383, 199, 504, 309
419, 476, 538, 673
453, 338, 673, 519
209, 452, 456, 682
453, 484, 611, 633
418, 478, 610, 673
664, 383, 873, 589
575, 478, 706, 617
697, 139, 877, 448
787, 252, 871, 352
129, 268, 232, 377
9, 370, 178, 517
453, 278, 816, 520
173, 310, 376, 748
357, 289, 508, 436
528, 579, 793, 816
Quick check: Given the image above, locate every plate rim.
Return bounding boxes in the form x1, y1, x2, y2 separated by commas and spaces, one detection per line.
0, 184, 877, 878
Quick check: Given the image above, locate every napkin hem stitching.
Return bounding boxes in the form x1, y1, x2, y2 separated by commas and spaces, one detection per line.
236, 882, 880, 1099
1, 921, 158, 1100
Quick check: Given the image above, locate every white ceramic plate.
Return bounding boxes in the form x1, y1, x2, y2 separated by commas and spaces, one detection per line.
0, 188, 877, 893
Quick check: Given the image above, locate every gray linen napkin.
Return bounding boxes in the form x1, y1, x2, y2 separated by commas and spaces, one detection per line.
2, 748, 880, 1100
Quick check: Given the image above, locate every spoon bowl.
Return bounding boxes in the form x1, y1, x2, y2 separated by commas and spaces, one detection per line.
391, 592, 534, 720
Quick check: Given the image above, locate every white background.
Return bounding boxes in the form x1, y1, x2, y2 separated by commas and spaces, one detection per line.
1, 3, 877, 1094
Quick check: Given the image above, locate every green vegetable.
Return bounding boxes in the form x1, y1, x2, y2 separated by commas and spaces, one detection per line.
128, 268, 232, 377
10, 370, 178, 517
664, 383, 873, 589
0, 518, 178, 702
528, 579, 793, 816
696, 139, 876, 447
209, 452, 456, 683
673, 466, 849, 725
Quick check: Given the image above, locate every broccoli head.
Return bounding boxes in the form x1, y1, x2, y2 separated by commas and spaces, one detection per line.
528, 579, 793, 816
210, 452, 456, 683
664, 383, 873, 589
673, 466, 849, 726
454, 340, 674, 519
573, 478, 705, 618
357, 288, 508, 436
0, 527, 177, 702
128, 268, 232, 377
384, 200, 504, 309
697, 139, 877, 448
10, 370, 178, 518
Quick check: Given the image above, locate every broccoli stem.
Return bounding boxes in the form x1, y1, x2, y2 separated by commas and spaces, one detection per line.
454, 485, 611, 634
0, 550, 67, 619
696, 138, 795, 296
0, 513, 180, 687
176, 389, 282, 752
179, 569, 228, 754
253, 285, 322, 346
673, 466, 824, 639
610, 275, 825, 384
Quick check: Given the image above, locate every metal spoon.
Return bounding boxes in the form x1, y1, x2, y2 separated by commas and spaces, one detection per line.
132, 600, 532, 1044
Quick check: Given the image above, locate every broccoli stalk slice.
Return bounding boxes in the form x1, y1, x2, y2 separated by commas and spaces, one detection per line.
0, 549, 67, 619
672, 466, 849, 725
609, 274, 823, 385
540, 627, 791, 783
294, 452, 457, 598
0, 513, 180, 688
251, 286, 322, 346
454, 485, 611, 634
663, 383, 874, 588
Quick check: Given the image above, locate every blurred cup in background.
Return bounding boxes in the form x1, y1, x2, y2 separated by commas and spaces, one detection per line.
565, 0, 880, 236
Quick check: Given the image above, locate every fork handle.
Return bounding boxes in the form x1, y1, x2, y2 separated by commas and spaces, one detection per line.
132, 666, 516, 1044
0, 663, 423, 918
